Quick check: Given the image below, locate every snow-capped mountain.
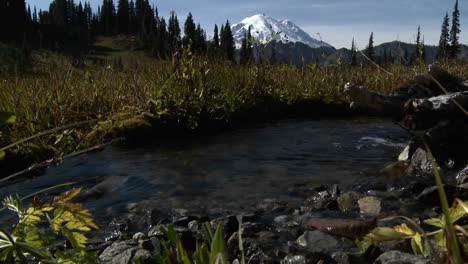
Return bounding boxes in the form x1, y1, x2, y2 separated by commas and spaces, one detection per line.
231, 14, 333, 49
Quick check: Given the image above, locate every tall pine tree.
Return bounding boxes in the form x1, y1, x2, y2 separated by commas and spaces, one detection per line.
365, 32, 374, 63
350, 38, 357, 66
437, 13, 450, 60
449, 0, 460, 59
117, 0, 130, 33
182, 12, 196, 50
220, 20, 235, 62
213, 24, 219, 49
167, 11, 181, 54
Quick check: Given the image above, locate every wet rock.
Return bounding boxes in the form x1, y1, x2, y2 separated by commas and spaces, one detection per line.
410, 148, 433, 175
296, 230, 356, 254
187, 220, 199, 232
138, 239, 153, 251
331, 252, 351, 264
337, 192, 364, 212
133, 249, 153, 264
304, 212, 377, 238
456, 165, 468, 185
99, 240, 138, 264
303, 184, 340, 210
211, 215, 239, 237
398, 145, 411, 161
280, 255, 306, 264
274, 215, 293, 226
132, 232, 147, 241
380, 161, 412, 178
358, 196, 382, 216
374, 250, 430, 264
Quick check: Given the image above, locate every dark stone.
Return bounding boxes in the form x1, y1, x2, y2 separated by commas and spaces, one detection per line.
303, 212, 377, 238
337, 192, 365, 212
99, 240, 138, 264
295, 230, 357, 254
374, 250, 430, 264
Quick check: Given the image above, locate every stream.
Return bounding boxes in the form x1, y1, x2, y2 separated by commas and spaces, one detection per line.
0, 117, 409, 227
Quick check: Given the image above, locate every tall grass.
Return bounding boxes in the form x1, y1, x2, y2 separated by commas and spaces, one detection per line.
1, 49, 468, 167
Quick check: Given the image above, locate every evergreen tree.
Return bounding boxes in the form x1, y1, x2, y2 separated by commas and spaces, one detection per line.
365, 32, 374, 62
155, 17, 167, 58
182, 12, 196, 50
213, 24, 219, 49
246, 26, 253, 61
33, 7, 38, 23
421, 37, 426, 63
449, 0, 460, 58
117, 0, 130, 33
194, 23, 206, 53
128, 0, 136, 33
239, 32, 248, 64
437, 13, 450, 60
100, 0, 116, 35
220, 20, 235, 62
350, 38, 357, 66
415, 25, 421, 60
167, 11, 181, 53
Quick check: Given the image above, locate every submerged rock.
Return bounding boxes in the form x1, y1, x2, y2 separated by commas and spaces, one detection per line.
358, 196, 381, 216
337, 192, 364, 212
296, 230, 356, 254
374, 250, 431, 264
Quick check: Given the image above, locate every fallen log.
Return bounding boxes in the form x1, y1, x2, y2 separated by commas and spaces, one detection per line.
343, 66, 468, 117
403, 91, 468, 130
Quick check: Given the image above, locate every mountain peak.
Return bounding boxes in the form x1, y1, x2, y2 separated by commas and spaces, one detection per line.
231, 14, 333, 49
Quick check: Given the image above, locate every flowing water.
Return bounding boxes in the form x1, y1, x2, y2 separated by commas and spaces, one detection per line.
0, 118, 409, 225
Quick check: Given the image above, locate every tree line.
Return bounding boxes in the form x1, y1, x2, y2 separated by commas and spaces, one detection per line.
351, 0, 462, 66
0, 0, 240, 62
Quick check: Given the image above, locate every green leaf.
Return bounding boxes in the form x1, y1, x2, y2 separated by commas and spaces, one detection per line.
0, 112, 16, 126
62, 229, 87, 248
0, 151, 5, 160
364, 227, 412, 243
410, 233, 424, 255
209, 224, 227, 264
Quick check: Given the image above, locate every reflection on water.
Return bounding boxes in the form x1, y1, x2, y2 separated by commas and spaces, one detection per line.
0, 118, 408, 223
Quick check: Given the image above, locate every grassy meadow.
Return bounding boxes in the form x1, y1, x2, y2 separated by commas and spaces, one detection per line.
1, 39, 468, 175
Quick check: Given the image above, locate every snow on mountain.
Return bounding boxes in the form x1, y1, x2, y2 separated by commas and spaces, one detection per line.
231, 14, 333, 49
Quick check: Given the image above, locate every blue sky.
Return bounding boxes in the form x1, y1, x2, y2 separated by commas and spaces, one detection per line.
27, 0, 467, 49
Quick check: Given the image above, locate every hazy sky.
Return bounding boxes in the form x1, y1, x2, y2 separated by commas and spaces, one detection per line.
26, 0, 467, 49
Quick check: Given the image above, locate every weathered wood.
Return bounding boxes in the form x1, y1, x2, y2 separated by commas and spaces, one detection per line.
343, 83, 408, 115
343, 66, 468, 116
403, 91, 468, 130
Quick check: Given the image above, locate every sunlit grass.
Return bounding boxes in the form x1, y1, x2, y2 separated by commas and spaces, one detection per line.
0, 48, 467, 167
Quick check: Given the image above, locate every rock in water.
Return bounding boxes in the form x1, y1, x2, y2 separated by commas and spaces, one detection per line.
296, 230, 356, 254
337, 192, 364, 212
374, 250, 431, 264
358, 196, 381, 216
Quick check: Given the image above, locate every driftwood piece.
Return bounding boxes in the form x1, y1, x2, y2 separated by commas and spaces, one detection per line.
403, 91, 468, 130
343, 66, 468, 116
343, 83, 408, 115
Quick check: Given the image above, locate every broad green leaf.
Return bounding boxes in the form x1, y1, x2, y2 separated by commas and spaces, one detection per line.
410, 233, 424, 255
423, 218, 443, 228
209, 224, 227, 264
434, 231, 447, 250
364, 227, 411, 243
62, 229, 87, 248
0, 112, 16, 126
176, 238, 192, 264
15, 241, 53, 260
